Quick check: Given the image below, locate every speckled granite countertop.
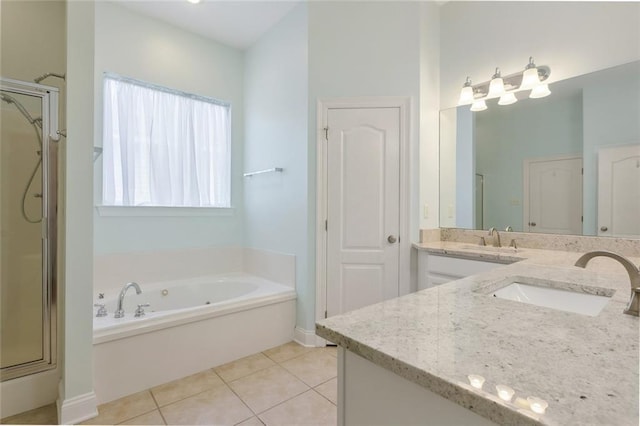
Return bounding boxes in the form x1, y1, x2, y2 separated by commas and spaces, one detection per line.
316, 242, 639, 426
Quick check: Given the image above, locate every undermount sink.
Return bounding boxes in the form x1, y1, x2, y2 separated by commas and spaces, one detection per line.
492, 281, 612, 317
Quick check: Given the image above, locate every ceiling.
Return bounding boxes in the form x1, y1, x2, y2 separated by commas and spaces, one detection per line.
114, 0, 301, 50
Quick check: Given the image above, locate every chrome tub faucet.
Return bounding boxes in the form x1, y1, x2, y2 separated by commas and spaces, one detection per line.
114, 282, 142, 318
575, 251, 640, 317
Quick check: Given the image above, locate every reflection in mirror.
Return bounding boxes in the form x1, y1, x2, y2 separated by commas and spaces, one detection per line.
440, 61, 640, 238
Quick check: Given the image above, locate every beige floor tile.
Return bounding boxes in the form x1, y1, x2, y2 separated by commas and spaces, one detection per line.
1, 403, 57, 425
151, 369, 225, 407
215, 352, 276, 382
235, 416, 265, 426
119, 409, 165, 425
325, 345, 337, 357
160, 385, 253, 425
314, 378, 337, 405
81, 391, 157, 425
262, 341, 314, 363
228, 365, 308, 414
280, 350, 337, 387
258, 390, 337, 426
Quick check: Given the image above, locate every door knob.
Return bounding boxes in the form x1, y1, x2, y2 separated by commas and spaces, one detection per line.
529, 222, 536, 227
387, 235, 397, 244
600, 226, 608, 232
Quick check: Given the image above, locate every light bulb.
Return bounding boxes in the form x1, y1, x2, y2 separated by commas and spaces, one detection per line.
487, 68, 505, 98
527, 397, 548, 414
470, 100, 487, 112
520, 67, 540, 90
498, 92, 518, 106
458, 86, 474, 105
458, 77, 475, 105
529, 84, 551, 99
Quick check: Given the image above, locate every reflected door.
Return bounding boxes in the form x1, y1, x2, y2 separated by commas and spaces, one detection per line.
326, 108, 400, 317
597, 144, 640, 237
524, 156, 583, 235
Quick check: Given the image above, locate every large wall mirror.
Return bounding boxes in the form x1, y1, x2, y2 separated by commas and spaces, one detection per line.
440, 60, 640, 238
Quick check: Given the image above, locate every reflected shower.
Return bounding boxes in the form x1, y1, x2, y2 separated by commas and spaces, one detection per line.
1, 90, 43, 223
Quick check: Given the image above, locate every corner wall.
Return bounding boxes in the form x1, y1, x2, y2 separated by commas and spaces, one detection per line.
243, 4, 309, 334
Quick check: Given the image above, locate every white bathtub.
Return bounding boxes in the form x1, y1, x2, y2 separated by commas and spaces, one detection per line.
93, 273, 296, 403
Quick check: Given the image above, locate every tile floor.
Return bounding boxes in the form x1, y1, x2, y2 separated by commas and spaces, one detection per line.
1, 342, 338, 426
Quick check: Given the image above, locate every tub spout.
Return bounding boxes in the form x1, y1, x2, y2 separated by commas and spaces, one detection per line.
114, 282, 142, 318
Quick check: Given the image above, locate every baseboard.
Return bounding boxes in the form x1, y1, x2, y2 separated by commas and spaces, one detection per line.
294, 327, 325, 347
0, 368, 59, 419
58, 387, 98, 425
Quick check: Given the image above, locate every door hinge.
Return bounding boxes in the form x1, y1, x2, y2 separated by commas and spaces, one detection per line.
325, 220, 328, 231
325, 310, 328, 319
581, 215, 584, 222
581, 168, 584, 175
323, 127, 329, 140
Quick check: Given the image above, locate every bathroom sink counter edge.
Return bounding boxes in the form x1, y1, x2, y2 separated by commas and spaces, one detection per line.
316, 243, 639, 425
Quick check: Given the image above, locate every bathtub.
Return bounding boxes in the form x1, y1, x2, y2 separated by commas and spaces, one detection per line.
92, 273, 296, 403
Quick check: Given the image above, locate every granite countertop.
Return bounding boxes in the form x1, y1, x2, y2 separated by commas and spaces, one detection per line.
316, 242, 639, 426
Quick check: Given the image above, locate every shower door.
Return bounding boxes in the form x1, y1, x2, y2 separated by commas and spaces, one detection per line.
1, 78, 58, 381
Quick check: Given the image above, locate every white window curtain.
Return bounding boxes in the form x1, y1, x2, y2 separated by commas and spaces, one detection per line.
102, 76, 231, 207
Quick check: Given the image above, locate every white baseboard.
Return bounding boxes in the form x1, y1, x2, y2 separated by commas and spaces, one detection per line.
0, 368, 59, 419
294, 327, 326, 347
58, 387, 98, 425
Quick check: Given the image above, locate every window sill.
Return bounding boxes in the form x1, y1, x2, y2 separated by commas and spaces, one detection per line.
96, 205, 235, 217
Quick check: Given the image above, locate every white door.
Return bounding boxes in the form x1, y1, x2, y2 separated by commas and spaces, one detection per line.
524, 156, 583, 234
598, 144, 640, 237
326, 107, 400, 317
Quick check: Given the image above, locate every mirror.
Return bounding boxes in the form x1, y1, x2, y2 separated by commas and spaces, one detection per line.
440, 61, 640, 238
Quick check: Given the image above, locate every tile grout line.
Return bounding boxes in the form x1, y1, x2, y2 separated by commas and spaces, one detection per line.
148, 388, 169, 426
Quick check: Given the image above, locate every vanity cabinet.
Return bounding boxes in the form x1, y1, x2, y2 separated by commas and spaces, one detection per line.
417, 251, 506, 290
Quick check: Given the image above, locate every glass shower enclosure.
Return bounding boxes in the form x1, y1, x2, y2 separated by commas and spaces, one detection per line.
1, 78, 59, 381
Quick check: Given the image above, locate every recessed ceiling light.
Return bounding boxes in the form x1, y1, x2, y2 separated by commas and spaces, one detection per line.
187, 0, 201, 4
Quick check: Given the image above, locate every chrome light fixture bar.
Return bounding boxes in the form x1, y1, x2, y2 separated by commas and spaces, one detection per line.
458, 57, 551, 111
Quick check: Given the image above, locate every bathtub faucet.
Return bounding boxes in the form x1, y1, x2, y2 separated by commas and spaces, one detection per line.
114, 282, 142, 318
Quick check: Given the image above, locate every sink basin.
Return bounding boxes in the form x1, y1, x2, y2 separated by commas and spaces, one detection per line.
492, 282, 611, 316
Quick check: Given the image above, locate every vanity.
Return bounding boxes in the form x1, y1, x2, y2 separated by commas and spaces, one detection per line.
316, 238, 639, 425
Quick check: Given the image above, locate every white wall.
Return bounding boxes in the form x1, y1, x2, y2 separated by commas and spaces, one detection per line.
243, 4, 309, 330
440, 2, 640, 110
61, 1, 97, 422
93, 2, 245, 254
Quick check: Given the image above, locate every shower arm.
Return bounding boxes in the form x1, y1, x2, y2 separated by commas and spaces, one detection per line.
33, 72, 66, 84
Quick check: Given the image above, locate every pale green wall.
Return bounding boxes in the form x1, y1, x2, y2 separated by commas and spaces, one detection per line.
243, 4, 309, 332
475, 93, 583, 231
93, 2, 245, 254
582, 62, 640, 235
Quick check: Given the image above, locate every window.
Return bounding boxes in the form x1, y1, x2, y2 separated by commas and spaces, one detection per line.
102, 74, 231, 208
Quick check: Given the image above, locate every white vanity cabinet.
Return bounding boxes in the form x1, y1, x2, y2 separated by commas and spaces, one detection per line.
417, 250, 507, 290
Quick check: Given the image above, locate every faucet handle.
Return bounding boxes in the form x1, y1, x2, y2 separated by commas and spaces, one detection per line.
478, 236, 486, 246
135, 303, 150, 318
509, 239, 518, 250
94, 303, 108, 317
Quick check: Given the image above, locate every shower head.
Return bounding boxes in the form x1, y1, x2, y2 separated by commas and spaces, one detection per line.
1, 92, 42, 128
34, 72, 65, 84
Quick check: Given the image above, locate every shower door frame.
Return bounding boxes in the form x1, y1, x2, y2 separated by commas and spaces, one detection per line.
1, 78, 58, 381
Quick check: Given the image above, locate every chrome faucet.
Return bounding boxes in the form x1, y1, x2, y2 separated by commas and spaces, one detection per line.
487, 227, 501, 247
114, 282, 142, 318
574, 251, 640, 317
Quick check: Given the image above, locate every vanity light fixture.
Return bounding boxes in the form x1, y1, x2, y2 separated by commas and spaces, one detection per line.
498, 92, 518, 106
458, 57, 551, 112
458, 77, 475, 105
487, 68, 506, 98
470, 99, 488, 112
